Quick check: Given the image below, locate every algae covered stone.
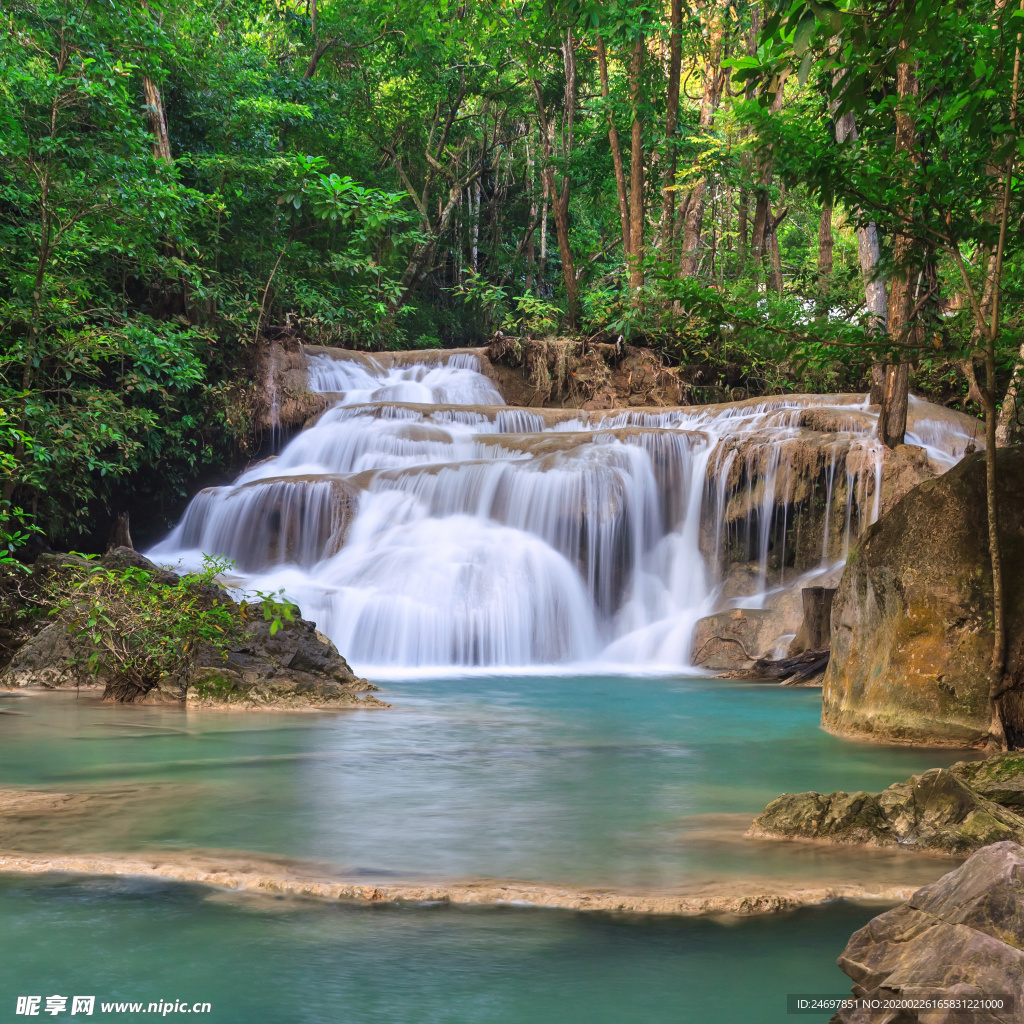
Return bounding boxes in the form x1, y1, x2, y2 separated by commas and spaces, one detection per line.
749, 768, 1024, 854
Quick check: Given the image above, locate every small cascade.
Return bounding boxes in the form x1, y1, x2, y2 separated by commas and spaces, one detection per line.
149, 350, 979, 674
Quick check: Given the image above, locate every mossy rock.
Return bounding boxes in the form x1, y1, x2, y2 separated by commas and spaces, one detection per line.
749, 768, 1024, 855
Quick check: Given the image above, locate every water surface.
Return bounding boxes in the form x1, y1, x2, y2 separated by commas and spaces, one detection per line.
0, 677, 971, 890
0, 872, 877, 1023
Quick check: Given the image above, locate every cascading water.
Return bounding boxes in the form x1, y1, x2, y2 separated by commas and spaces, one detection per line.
149, 350, 982, 675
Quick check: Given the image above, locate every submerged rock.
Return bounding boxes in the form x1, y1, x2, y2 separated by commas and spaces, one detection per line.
829, 842, 1024, 1023
749, 767, 1024, 855
823, 448, 1024, 749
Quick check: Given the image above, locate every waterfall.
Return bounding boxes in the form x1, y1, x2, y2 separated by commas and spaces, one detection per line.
149, 350, 979, 675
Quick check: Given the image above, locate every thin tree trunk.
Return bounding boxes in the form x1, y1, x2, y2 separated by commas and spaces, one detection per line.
877, 56, 918, 449
628, 35, 645, 293
767, 203, 787, 297
471, 178, 480, 273
680, 4, 726, 276
737, 189, 749, 265
834, 111, 888, 400
817, 197, 833, 295
525, 141, 536, 293
533, 29, 581, 325
749, 83, 786, 275
659, 0, 683, 254
596, 36, 631, 259
540, 137, 549, 295
735, 8, 759, 273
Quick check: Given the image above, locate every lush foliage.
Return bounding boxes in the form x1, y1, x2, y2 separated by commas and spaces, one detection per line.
52, 556, 297, 701
0, 0, 1021, 548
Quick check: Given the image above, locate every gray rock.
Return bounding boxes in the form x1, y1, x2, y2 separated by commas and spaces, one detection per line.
830, 842, 1024, 1023
185, 609, 385, 710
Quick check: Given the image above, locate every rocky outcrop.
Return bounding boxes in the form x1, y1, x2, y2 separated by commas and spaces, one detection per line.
0, 549, 383, 711
749, 767, 1024, 855
259, 328, 329, 433
183, 612, 385, 710
690, 608, 785, 669
823, 449, 1024, 749
828, 842, 1024, 1023
952, 754, 1024, 813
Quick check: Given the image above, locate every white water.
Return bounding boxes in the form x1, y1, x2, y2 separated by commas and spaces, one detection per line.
149, 351, 982, 675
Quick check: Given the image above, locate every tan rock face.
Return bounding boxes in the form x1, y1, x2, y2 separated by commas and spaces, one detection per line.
830, 842, 1024, 1024
823, 449, 1024, 748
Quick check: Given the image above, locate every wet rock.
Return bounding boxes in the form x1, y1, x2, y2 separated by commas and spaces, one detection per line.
822, 449, 1024, 748
829, 842, 1024, 1023
690, 608, 782, 669
749, 768, 1024, 855
258, 329, 329, 433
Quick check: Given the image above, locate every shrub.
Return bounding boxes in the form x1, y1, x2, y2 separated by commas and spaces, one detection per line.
52, 557, 295, 702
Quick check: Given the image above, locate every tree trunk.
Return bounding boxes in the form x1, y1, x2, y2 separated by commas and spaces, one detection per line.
142, 76, 172, 162
532, 30, 581, 324
628, 35, 645, 293
525, 143, 536, 293
471, 177, 480, 272
748, 82, 787, 275
834, 111, 888, 400
659, 0, 683, 255
737, 188, 749, 264
815, 194, 831, 288
679, 4, 726, 276
876, 57, 919, 449
596, 35, 631, 259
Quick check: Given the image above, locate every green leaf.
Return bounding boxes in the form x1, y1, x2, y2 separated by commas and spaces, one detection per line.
793, 10, 818, 56
798, 50, 814, 87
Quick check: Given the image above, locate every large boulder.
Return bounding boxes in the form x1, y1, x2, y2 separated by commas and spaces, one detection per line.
823, 449, 1024, 748
829, 842, 1024, 1023
749, 767, 1024, 855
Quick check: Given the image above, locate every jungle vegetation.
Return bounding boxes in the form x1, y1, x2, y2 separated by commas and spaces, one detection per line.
0, 0, 1021, 591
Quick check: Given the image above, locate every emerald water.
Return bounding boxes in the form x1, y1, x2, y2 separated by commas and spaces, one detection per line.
0, 675, 975, 1022
0, 872, 881, 1024
0, 677, 966, 889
